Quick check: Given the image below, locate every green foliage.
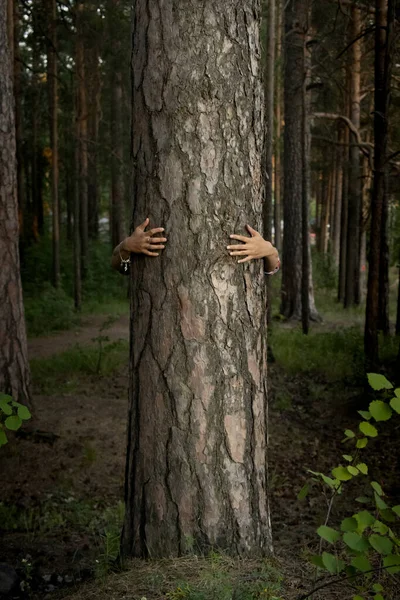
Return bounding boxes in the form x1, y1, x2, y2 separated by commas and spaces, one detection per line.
311, 249, 338, 291
0, 393, 31, 447
303, 374, 400, 599
24, 283, 78, 336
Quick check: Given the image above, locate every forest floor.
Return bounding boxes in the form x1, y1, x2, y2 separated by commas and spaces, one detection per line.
1, 309, 399, 600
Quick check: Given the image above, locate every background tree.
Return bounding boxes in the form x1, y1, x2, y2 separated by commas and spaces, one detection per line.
0, 0, 31, 408
122, 0, 272, 558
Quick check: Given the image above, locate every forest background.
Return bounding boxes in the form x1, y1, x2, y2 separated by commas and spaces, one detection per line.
1, 0, 400, 599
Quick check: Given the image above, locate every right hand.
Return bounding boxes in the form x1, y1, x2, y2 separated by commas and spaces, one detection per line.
121, 218, 167, 257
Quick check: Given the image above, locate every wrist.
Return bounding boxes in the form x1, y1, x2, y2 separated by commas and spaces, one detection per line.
119, 239, 131, 257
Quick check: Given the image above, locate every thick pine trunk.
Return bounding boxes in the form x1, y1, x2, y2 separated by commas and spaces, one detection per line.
0, 1, 31, 408
110, 70, 125, 248
365, 0, 394, 366
263, 0, 275, 242
122, 0, 272, 558
281, 0, 318, 321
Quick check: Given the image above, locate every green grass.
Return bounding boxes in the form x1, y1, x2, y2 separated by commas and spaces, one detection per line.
30, 339, 129, 394
65, 554, 284, 600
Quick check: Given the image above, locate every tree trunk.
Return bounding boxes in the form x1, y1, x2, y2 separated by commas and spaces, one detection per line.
301, 30, 310, 335
338, 88, 350, 303
396, 263, 400, 336
122, 0, 272, 558
263, 0, 275, 242
76, 1, 88, 277
110, 69, 125, 248
273, 0, 282, 252
0, 1, 31, 408
281, 0, 318, 320
332, 124, 344, 265
12, 1, 25, 243
47, 0, 60, 287
365, 0, 394, 366
345, 6, 361, 308
74, 95, 82, 312
86, 36, 101, 240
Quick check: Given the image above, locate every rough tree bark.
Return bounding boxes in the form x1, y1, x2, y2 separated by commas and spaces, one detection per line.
273, 0, 282, 252
281, 0, 319, 320
263, 0, 275, 242
0, 0, 31, 407
122, 0, 272, 558
332, 124, 344, 266
365, 0, 394, 365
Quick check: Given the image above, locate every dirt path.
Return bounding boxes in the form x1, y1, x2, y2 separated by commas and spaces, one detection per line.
28, 313, 130, 360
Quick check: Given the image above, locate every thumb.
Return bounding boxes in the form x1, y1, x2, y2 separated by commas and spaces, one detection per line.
137, 217, 150, 231
246, 224, 259, 237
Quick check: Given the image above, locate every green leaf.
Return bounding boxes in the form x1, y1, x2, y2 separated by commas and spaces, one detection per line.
369, 400, 392, 422
0, 429, 8, 446
332, 466, 353, 481
344, 429, 355, 439
0, 398, 13, 415
352, 596, 365, 600
322, 552, 344, 574
356, 463, 368, 475
317, 525, 341, 544
374, 595, 384, 600
380, 509, 396, 523
395, 388, 400, 398
359, 421, 378, 437
4, 415, 22, 431
373, 584, 384, 593
298, 484, 309, 501
343, 532, 369, 552
371, 481, 384, 496
354, 510, 375, 532
367, 373, 393, 391
348, 466, 359, 476
341, 517, 358, 532
356, 496, 371, 504
389, 396, 400, 414
383, 554, 400, 573
310, 555, 324, 569
0, 393, 13, 402
356, 438, 368, 449
307, 470, 338, 489
358, 410, 371, 420
392, 505, 400, 517
369, 534, 393, 555
351, 555, 372, 573
343, 455, 353, 462
375, 492, 388, 511
373, 521, 389, 536
17, 404, 31, 421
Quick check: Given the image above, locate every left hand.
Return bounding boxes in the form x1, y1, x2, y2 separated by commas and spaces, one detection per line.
227, 224, 278, 264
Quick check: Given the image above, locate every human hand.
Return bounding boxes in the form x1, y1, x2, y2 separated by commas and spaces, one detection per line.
121, 218, 167, 257
227, 224, 278, 264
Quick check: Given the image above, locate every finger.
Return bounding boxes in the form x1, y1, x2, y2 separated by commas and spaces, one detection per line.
143, 250, 159, 257
238, 256, 253, 264
147, 244, 166, 250
151, 237, 167, 243
246, 224, 259, 237
227, 244, 248, 250
148, 227, 165, 237
229, 234, 249, 242
137, 217, 150, 231
229, 250, 249, 256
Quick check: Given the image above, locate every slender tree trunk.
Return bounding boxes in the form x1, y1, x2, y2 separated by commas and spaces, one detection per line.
338, 86, 350, 303
345, 6, 361, 308
13, 1, 25, 241
0, 1, 32, 408
122, 0, 272, 558
47, 0, 60, 287
332, 124, 344, 265
301, 30, 311, 335
365, 0, 394, 366
319, 172, 328, 254
87, 40, 101, 240
396, 263, 400, 336
378, 174, 390, 334
263, 0, 275, 242
74, 94, 82, 311
281, 0, 318, 320
76, 1, 88, 277
274, 0, 282, 252
111, 69, 125, 248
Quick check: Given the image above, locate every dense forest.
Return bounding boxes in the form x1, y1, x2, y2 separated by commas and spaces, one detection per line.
1, 0, 400, 599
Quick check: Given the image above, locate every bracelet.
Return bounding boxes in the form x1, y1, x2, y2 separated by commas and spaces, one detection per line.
265, 257, 280, 276
119, 244, 131, 272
